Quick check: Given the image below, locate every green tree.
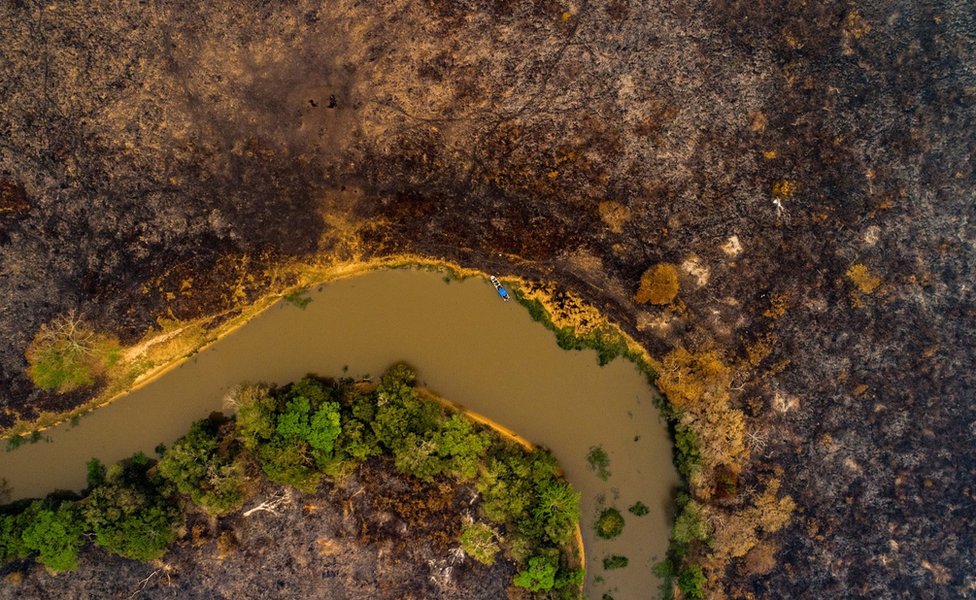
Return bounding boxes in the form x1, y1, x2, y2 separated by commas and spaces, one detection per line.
0, 511, 30, 563
477, 448, 536, 525
393, 415, 491, 482
83, 454, 179, 561
431, 415, 491, 481
86, 458, 106, 490
232, 379, 342, 492
258, 442, 322, 492
379, 361, 417, 390
372, 384, 440, 454
459, 521, 500, 565
678, 564, 707, 599
529, 478, 581, 545
25, 312, 119, 393
308, 401, 342, 457
233, 384, 277, 449
256, 379, 342, 490
328, 384, 382, 471
674, 424, 702, 478
21, 501, 86, 572
513, 552, 559, 592
275, 379, 341, 462
671, 495, 709, 547
157, 417, 249, 516
393, 433, 443, 481
333, 418, 381, 464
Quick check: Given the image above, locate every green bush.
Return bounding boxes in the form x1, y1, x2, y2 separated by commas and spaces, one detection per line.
510, 290, 630, 366
595, 507, 625, 539
678, 564, 707, 599
283, 288, 312, 309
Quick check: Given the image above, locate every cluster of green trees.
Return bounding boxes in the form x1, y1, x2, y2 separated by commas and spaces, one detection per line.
653, 492, 710, 599
156, 414, 249, 516
0, 453, 179, 573
1, 363, 584, 598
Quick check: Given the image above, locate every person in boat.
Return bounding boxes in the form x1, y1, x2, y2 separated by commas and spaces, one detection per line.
490, 276, 510, 301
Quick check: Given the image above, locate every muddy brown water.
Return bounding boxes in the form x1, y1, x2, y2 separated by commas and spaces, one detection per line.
0, 268, 678, 598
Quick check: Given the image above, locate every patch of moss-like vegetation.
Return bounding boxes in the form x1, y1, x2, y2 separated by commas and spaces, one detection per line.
586, 445, 611, 481
628, 501, 649, 517
282, 287, 313, 308
0, 363, 584, 598
4, 431, 45, 452
602, 554, 629, 570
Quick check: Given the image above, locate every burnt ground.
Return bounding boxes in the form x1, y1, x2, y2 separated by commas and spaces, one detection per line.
0, 0, 973, 597
2, 458, 514, 600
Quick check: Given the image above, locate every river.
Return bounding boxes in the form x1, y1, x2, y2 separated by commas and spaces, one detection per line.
0, 268, 678, 598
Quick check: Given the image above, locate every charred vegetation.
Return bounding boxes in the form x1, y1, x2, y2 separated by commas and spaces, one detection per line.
0, 0, 973, 597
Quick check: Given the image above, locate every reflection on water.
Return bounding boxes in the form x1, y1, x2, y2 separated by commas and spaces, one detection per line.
0, 268, 677, 597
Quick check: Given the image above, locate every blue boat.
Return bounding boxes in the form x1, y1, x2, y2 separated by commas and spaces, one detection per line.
489, 275, 510, 301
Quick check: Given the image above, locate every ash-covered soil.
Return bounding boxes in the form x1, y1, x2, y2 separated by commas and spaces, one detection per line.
0, 0, 973, 597
1, 459, 513, 600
